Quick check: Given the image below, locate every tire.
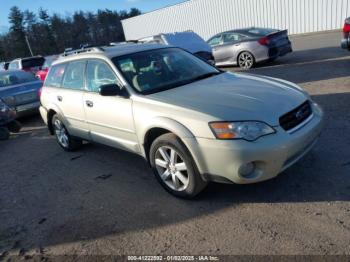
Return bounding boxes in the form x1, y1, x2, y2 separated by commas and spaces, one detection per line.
7, 120, 21, 133
0, 127, 10, 140
149, 133, 207, 198
52, 114, 82, 151
238, 51, 255, 69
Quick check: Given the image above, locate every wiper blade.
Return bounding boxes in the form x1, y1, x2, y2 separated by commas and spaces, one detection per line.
192, 72, 222, 82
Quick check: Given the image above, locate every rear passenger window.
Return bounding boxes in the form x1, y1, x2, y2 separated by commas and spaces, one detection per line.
86, 60, 118, 92
45, 63, 67, 88
62, 60, 86, 90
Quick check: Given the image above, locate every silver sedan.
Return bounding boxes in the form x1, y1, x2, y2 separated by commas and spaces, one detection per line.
207, 27, 293, 69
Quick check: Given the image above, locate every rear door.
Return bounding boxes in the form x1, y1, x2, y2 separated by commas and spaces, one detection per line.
45, 61, 89, 139
83, 59, 139, 153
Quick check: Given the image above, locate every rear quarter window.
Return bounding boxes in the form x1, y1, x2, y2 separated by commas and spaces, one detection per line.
44, 63, 67, 88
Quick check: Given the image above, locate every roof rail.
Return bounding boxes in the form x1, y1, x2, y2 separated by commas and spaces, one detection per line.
61, 46, 104, 57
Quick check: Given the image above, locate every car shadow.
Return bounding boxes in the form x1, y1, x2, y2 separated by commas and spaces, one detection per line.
0, 90, 349, 253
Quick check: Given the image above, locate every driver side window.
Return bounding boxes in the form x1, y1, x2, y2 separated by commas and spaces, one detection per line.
86, 60, 119, 92
208, 35, 222, 46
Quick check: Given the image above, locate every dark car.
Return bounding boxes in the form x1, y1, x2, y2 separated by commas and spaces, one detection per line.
0, 70, 43, 117
8, 56, 45, 74
0, 99, 21, 140
36, 55, 58, 81
341, 17, 350, 50
207, 27, 293, 69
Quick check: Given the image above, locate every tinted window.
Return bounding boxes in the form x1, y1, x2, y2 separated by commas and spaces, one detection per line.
207, 35, 222, 46
243, 28, 278, 36
62, 61, 86, 90
223, 33, 243, 43
113, 48, 220, 94
0, 71, 38, 88
22, 57, 45, 68
45, 63, 67, 88
86, 60, 118, 92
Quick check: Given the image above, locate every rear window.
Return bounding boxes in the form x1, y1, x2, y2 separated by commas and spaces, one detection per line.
22, 57, 45, 68
244, 28, 278, 36
45, 63, 67, 88
0, 71, 38, 88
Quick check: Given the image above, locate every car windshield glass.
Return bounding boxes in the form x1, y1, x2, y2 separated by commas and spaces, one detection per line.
22, 57, 45, 68
113, 48, 220, 94
0, 71, 38, 88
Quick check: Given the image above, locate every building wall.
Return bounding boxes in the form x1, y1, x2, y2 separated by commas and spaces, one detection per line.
122, 0, 350, 40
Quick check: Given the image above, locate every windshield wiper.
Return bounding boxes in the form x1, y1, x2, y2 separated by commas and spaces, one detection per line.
191, 71, 222, 82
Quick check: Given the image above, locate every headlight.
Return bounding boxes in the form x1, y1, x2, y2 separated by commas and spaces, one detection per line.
209, 121, 275, 141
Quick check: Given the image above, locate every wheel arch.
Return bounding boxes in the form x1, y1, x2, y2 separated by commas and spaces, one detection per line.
140, 117, 207, 176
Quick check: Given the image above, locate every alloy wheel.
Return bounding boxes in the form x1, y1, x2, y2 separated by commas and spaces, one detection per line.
154, 146, 189, 191
54, 119, 69, 148
238, 52, 254, 69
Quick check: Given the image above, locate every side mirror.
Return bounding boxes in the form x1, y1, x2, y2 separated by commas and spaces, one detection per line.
99, 84, 129, 97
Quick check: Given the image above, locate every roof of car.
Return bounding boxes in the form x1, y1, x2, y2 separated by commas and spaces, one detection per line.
54, 43, 170, 65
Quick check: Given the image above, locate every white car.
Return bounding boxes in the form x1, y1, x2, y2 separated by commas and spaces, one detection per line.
39, 44, 324, 198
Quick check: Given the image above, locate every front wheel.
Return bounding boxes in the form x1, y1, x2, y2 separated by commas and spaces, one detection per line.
238, 51, 255, 69
149, 133, 207, 198
52, 114, 82, 151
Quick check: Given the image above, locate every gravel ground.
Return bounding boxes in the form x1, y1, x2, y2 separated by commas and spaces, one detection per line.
0, 31, 349, 259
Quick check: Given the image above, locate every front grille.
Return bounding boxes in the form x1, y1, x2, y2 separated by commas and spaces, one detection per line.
279, 101, 312, 131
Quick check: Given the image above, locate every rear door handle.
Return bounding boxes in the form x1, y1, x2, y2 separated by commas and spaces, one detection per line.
86, 100, 93, 107
57, 96, 62, 102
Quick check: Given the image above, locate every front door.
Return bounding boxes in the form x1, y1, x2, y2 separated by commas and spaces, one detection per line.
83, 59, 140, 153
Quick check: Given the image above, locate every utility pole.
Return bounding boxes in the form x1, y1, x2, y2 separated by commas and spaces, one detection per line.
25, 35, 34, 56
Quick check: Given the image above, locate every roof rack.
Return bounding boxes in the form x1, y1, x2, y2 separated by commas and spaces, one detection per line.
61, 45, 104, 57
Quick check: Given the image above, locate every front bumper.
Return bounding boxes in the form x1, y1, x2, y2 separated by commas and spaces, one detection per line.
185, 102, 324, 184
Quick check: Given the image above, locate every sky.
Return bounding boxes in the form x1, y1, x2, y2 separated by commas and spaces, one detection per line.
0, 0, 185, 32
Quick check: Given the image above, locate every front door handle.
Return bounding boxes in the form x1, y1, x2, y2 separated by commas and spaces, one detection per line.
57, 96, 62, 102
86, 100, 93, 107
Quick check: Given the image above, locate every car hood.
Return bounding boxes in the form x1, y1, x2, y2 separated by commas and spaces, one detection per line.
147, 72, 308, 126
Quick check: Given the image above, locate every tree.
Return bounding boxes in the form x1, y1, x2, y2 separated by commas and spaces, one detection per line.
8, 6, 29, 58
0, 6, 142, 60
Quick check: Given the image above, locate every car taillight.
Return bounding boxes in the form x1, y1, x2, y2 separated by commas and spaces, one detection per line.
258, 37, 270, 46
343, 23, 350, 33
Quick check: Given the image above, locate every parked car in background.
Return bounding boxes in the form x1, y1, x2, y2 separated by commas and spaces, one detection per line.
36, 55, 58, 81
0, 62, 9, 71
341, 17, 350, 50
8, 56, 45, 74
39, 44, 323, 198
138, 31, 215, 65
0, 70, 43, 117
0, 99, 21, 140
207, 27, 293, 69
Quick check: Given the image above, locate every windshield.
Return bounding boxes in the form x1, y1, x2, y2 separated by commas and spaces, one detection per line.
112, 48, 220, 94
0, 71, 38, 88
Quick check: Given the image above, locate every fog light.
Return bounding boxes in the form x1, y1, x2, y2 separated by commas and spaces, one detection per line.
239, 162, 255, 178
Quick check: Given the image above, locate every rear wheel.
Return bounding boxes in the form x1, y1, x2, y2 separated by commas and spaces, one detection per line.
238, 51, 255, 69
52, 114, 82, 151
149, 133, 207, 198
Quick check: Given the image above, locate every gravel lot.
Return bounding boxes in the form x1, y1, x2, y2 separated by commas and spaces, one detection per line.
0, 31, 349, 258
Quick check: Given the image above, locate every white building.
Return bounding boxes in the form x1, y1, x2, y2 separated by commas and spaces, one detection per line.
122, 0, 350, 41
